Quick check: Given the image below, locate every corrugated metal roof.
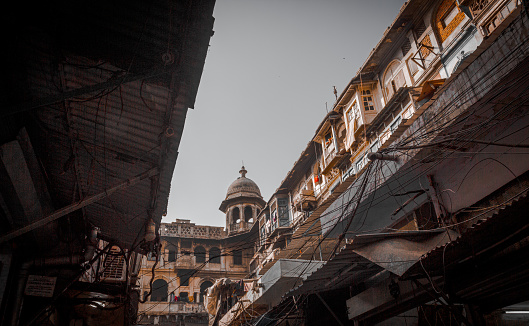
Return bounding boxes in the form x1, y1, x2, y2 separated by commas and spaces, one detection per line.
405, 187, 529, 278
286, 229, 456, 297
2, 0, 216, 250
287, 243, 382, 296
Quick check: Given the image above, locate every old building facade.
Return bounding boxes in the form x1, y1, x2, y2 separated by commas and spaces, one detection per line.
137, 168, 264, 325
212, 0, 529, 325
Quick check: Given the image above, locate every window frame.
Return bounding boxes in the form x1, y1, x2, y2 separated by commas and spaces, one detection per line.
361, 89, 376, 111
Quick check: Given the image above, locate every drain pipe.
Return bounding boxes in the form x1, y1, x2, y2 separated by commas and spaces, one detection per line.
9, 227, 99, 326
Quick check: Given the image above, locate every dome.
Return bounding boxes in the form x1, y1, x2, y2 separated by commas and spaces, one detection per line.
225, 166, 262, 200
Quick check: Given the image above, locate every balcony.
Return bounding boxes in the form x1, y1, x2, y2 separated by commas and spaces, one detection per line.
160, 224, 226, 239
140, 302, 206, 314
322, 140, 345, 175
299, 189, 317, 211
229, 222, 253, 234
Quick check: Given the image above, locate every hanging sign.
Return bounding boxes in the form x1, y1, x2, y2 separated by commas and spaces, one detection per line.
25, 275, 57, 298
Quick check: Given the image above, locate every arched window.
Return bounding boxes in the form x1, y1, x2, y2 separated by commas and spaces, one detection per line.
383, 60, 406, 100
209, 247, 221, 264
244, 206, 253, 223
232, 207, 240, 224
195, 246, 206, 264
151, 279, 168, 302
434, 0, 465, 43
166, 244, 177, 262
200, 281, 214, 303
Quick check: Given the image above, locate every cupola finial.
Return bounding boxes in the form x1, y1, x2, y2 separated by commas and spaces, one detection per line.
239, 165, 247, 178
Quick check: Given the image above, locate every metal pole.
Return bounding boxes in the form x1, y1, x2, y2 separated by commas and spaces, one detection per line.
0, 167, 158, 243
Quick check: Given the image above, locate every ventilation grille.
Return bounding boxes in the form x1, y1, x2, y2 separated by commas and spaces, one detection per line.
415, 20, 427, 39
100, 246, 126, 282
401, 38, 412, 55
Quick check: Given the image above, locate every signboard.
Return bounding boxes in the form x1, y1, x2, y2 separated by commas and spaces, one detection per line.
25, 275, 57, 298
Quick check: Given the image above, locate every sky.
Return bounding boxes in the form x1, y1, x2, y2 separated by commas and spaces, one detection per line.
164, 0, 406, 227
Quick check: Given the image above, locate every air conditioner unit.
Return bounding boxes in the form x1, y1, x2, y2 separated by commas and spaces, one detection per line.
100, 246, 127, 282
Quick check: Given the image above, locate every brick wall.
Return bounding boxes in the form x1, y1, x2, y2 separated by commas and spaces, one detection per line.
435, 0, 466, 42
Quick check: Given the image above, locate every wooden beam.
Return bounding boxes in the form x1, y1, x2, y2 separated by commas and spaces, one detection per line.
0, 167, 158, 243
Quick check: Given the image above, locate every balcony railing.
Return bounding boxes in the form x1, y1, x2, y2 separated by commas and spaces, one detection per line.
161, 224, 226, 239
139, 302, 206, 314
229, 222, 253, 233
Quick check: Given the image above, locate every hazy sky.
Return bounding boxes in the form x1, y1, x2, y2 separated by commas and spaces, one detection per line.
164, 0, 406, 227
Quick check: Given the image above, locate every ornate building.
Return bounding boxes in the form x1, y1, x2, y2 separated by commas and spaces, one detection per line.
220, 166, 266, 236
136, 167, 263, 325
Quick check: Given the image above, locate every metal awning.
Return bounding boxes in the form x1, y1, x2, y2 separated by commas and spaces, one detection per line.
287, 229, 457, 296
351, 230, 457, 276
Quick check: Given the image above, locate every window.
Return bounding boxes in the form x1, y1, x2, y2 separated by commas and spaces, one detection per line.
233, 250, 243, 265
178, 269, 192, 286
347, 101, 360, 131
362, 90, 375, 111
151, 279, 168, 302
209, 247, 221, 264
383, 61, 406, 100
278, 198, 290, 227
200, 281, 214, 303
167, 245, 177, 262
179, 291, 189, 302
194, 246, 206, 264
244, 206, 253, 223
146, 252, 156, 261
324, 132, 333, 147
346, 107, 354, 123
232, 207, 240, 224
442, 5, 459, 28
435, 0, 465, 43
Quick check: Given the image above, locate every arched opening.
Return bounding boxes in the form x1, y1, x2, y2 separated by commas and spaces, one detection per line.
151, 279, 168, 302
244, 206, 253, 223
166, 244, 177, 262
232, 207, 240, 224
209, 247, 221, 264
195, 246, 206, 264
383, 60, 405, 100
200, 280, 214, 303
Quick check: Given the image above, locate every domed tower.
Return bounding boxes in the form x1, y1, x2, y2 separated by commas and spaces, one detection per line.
219, 166, 266, 236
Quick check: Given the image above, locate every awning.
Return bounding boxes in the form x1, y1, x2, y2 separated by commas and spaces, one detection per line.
405, 187, 529, 279
351, 230, 458, 276
287, 229, 457, 296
